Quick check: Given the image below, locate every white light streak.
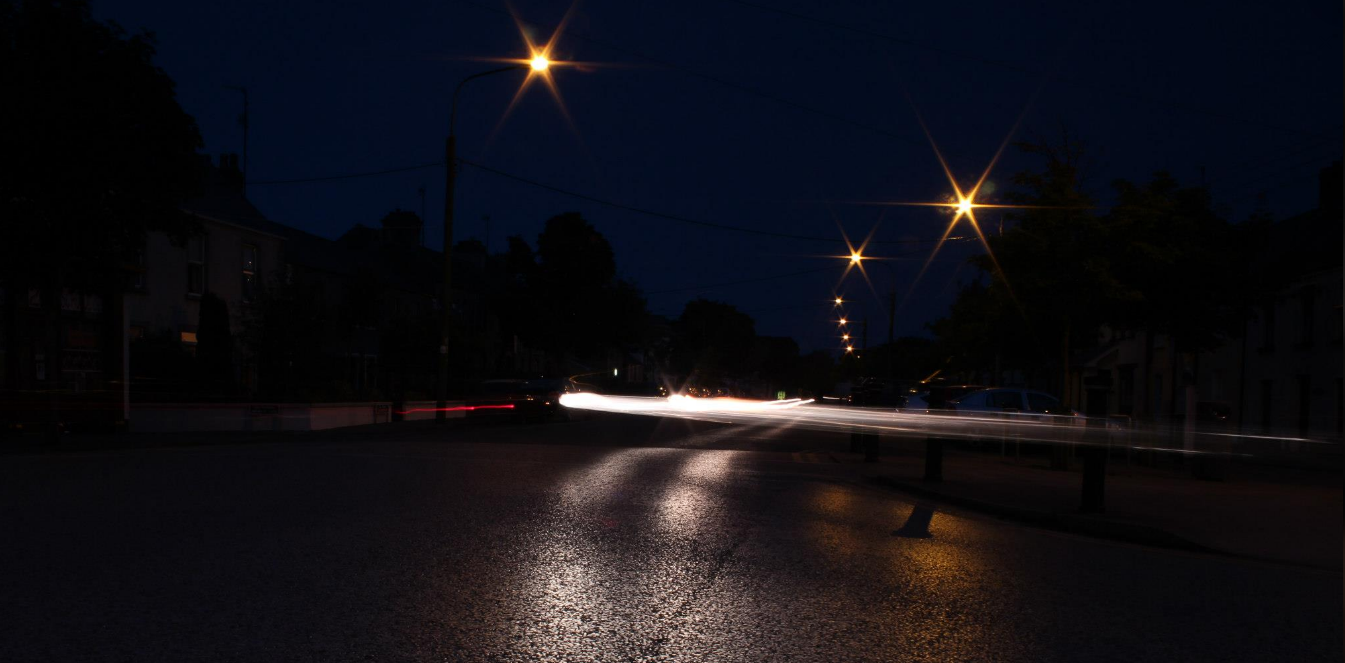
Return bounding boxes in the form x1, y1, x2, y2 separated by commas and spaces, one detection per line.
557, 393, 1338, 456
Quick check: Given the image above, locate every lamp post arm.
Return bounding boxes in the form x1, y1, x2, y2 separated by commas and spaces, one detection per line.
449, 65, 526, 138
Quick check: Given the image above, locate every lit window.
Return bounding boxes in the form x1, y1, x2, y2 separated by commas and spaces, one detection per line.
241, 244, 258, 302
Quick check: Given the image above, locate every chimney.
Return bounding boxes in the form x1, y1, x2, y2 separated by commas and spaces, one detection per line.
379, 209, 425, 247
218, 153, 244, 192
1320, 161, 1342, 219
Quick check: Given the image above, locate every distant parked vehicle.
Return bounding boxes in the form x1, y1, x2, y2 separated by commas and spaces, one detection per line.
467, 378, 582, 422
946, 388, 1084, 442
849, 377, 911, 407
900, 384, 987, 412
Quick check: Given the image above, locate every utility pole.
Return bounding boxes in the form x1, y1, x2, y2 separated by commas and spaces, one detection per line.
417, 185, 427, 247
438, 64, 527, 423
437, 132, 456, 423
224, 86, 249, 191
886, 290, 896, 345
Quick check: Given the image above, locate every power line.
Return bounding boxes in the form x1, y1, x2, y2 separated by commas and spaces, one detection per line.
247, 160, 444, 185
458, 158, 972, 245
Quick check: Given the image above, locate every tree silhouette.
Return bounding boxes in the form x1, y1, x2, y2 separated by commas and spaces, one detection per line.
673, 299, 756, 383
1, 0, 203, 291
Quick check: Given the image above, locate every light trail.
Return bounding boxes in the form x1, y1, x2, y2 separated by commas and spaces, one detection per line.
394, 404, 515, 415
557, 393, 1336, 456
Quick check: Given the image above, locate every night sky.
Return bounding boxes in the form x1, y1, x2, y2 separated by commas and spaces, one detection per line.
94, 0, 1343, 352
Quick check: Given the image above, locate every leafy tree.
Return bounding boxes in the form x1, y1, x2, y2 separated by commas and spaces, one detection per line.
530, 213, 646, 359
672, 299, 756, 382
930, 135, 1126, 398
0, 0, 203, 291
1107, 172, 1248, 352
795, 350, 836, 399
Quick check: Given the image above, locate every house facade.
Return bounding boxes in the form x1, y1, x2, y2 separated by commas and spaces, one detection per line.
1074, 162, 1343, 443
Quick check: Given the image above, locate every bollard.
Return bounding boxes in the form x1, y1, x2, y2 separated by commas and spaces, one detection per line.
1079, 374, 1113, 512
924, 437, 943, 481
1080, 445, 1106, 512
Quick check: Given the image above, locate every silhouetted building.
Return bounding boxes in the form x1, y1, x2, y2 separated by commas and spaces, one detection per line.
126, 154, 286, 397
1078, 162, 1343, 441
380, 209, 424, 247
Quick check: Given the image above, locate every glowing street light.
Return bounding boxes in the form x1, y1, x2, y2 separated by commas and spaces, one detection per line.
845, 345, 855, 353
834, 296, 844, 305
849, 251, 864, 264
838, 318, 848, 325
842, 333, 850, 341
437, 14, 583, 423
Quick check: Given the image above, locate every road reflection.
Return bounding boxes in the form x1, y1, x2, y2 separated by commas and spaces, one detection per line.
657, 450, 741, 537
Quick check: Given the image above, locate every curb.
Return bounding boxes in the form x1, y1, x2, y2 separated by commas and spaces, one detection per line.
867, 474, 1221, 556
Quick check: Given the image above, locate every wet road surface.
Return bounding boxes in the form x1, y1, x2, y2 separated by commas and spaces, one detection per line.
2, 415, 1340, 661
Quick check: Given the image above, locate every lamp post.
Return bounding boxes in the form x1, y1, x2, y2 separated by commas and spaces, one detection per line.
436, 62, 539, 423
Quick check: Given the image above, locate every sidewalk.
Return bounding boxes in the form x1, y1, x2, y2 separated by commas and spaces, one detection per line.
861, 446, 1342, 570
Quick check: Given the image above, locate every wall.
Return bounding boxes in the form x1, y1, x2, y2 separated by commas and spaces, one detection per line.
130, 402, 399, 433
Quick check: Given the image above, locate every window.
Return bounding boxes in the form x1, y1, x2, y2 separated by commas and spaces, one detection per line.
130, 248, 146, 292
1153, 374, 1164, 417
1117, 365, 1136, 415
241, 244, 258, 302
1297, 375, 1311, 436
187, 236, 206, 297
1260, 380, 1273, 434
988, 390, 1025, 411
1331, 304, 1342, 344
1298, 289, 1316, 348
1027, 392, 1062, 414
180, 326, 198, 357
1259, 298, 1275, 352
951, 391, 985, 408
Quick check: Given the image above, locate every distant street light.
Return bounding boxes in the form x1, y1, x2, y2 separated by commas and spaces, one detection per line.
845, 345, 854, 353
842, 334, 850, 341
838, 318, 848, 325
834, 296, 844, 305
849, 252, 864, 264
530, 55, 551, 71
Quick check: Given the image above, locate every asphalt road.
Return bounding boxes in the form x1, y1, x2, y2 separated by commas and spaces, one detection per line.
2, 415, 1340, 662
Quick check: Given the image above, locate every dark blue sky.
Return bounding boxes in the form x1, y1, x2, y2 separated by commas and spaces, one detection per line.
97, 0, 1342, 352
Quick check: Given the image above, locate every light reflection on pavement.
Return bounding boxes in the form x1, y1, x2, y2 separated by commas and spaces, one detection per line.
0, 417, 1339, 662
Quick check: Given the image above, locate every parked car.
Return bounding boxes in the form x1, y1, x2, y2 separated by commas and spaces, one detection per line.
849, 377, 912, 407
946, 388, 1084, 442
900, 384, 987, 412
466, 378, 582, 422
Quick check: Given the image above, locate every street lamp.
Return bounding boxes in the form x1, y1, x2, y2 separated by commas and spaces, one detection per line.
838, 318, 848, 326
834, 296, 844, 306
436, 63, 530, 422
